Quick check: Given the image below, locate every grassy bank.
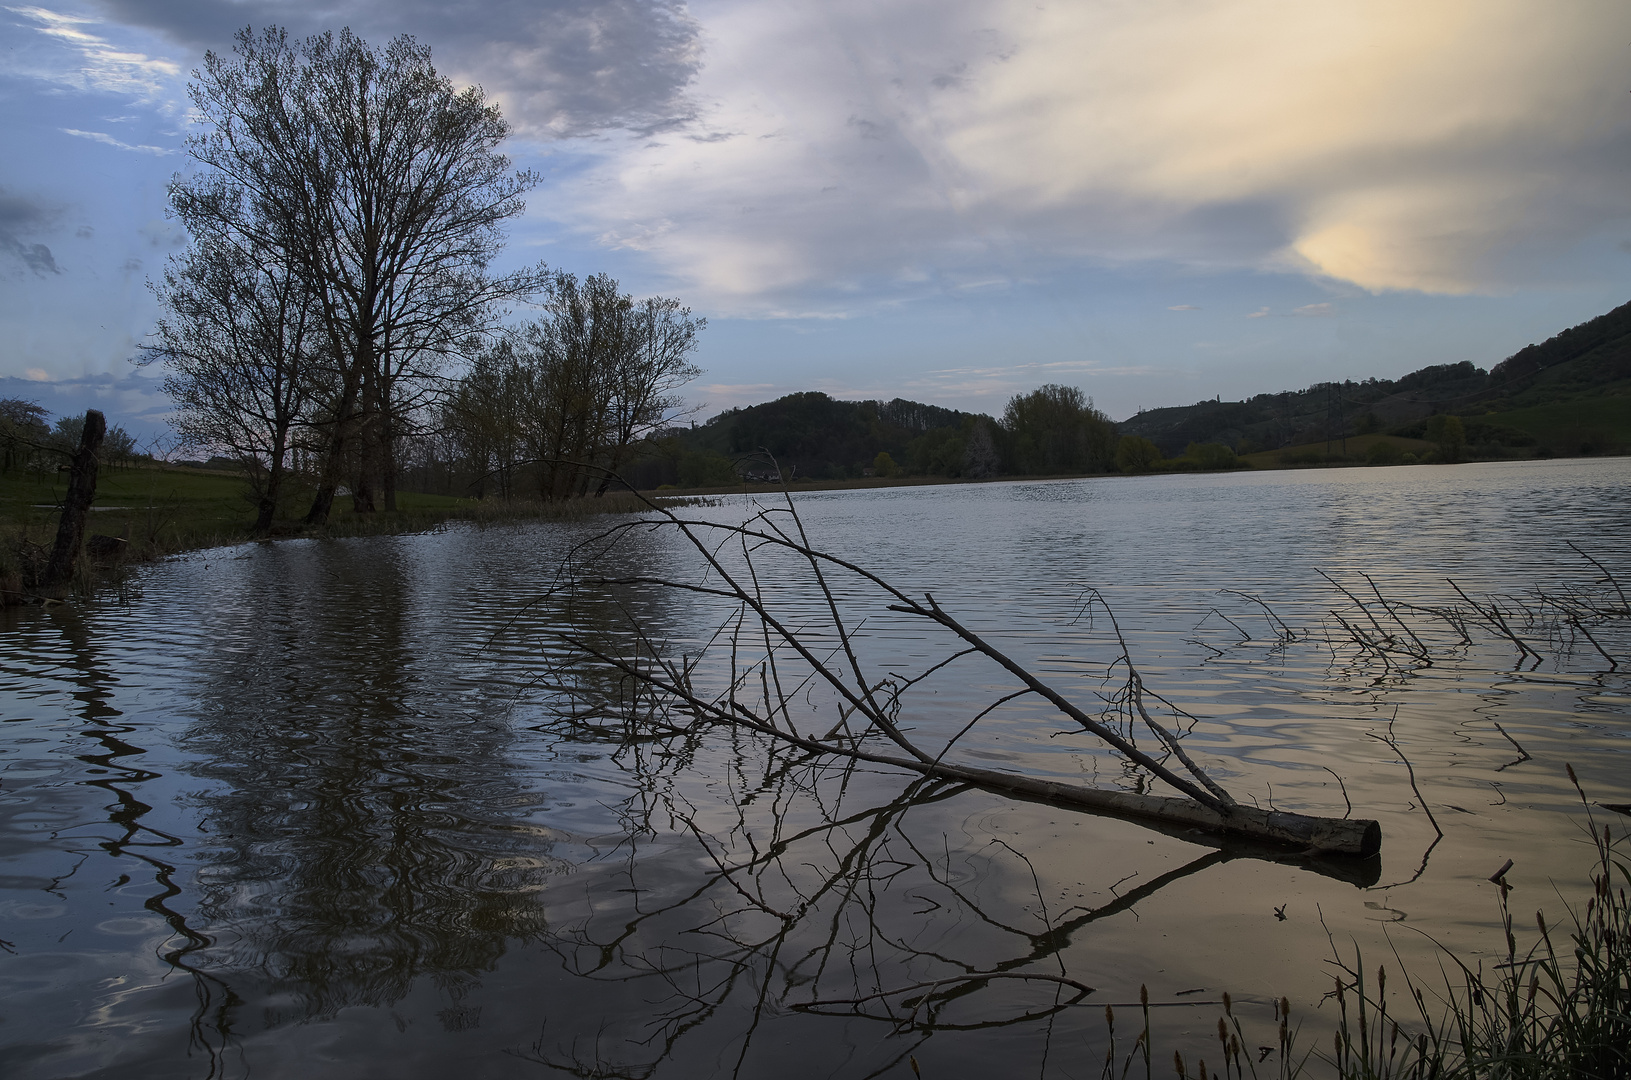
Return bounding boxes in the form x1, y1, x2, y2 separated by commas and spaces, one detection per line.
0, 463, 662, 602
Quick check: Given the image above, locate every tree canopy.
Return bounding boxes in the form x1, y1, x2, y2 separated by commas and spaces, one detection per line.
159, 26, 546, 525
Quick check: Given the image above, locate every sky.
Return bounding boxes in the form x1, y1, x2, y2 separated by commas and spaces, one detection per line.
2, 0, 1629, 446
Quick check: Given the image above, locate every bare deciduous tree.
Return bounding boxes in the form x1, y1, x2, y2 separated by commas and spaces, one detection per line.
170, 26, 547, 524
141, 237, 321, 532
442, 272, 704, 500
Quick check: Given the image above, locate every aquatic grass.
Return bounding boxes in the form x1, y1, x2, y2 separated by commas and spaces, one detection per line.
1163, 778, 1629, 1080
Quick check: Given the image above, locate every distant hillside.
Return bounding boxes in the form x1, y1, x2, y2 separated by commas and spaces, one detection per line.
1117, 299, 1631, 457
626, 393, 998, 486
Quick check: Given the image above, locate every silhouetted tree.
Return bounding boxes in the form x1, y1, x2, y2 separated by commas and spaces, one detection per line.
0, 399, 51, 474
443, 272, 704, 500
171, 26, 547, 524
142, 236, 320, 531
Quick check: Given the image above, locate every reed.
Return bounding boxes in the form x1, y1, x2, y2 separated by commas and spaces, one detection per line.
1167, 777, 1628, 1080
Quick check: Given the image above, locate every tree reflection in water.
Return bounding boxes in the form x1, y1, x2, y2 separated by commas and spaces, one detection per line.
177, 539, 565, 1029
512, 724, 1375, 1079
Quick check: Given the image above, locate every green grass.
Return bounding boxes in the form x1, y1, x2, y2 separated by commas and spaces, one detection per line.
0, 463, 663, 600
1477, 396, 1631, 455
1239, 434, 1436, 470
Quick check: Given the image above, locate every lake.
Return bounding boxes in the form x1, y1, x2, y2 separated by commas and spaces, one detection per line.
1, 458, 1627, 1078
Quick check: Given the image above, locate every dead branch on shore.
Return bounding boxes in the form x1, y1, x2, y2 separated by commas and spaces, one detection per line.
542, 487, 1380, 857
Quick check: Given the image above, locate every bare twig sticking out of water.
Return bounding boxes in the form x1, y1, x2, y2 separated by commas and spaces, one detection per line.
1322, 767, 1353, 819
1196, 607, 1253, 642
1492, 722, 1532, 771
1567, 541, 1630, 615
1074, 588, 1239, 812
1446, 579, 1546, 669
1220, 590, 1297, 642
1318, 570, 1434, 669
1366, 718, 1443, 889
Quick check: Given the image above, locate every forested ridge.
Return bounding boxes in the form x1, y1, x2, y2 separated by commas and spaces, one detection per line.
1117, 298, 1631, 459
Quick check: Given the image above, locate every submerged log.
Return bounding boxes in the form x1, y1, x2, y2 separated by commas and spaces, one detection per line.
745, 726, 1383, 858
907, 760, 1381, 857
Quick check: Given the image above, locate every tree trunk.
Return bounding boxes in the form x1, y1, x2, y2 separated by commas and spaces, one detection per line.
43, 410, 106, 591
382, 412, 398, 512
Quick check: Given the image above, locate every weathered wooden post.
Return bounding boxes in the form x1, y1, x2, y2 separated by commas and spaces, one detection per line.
43, 409, 106, 591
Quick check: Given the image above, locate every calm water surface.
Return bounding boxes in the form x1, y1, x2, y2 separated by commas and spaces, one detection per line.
1, 459, 1627, 1078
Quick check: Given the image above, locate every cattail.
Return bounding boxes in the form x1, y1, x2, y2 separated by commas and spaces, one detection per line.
1175, 1051, 1187, 1079
1105, 1005, 1114, 1032
1141, 984, 1150, 1008
1566, 763, 1578, 785
1223, 991, 1232, 1015
1218, 1018, 1229, 1044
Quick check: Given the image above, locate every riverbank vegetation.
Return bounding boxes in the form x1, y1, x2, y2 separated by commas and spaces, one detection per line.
1106, 807, 1628, 1080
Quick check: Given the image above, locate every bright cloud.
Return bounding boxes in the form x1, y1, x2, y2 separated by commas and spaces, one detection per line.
9, 5, 183, 104
61, 127, 173, 153
543, 0, 1631, 311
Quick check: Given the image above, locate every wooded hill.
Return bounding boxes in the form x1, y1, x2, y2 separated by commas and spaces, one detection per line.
1118, 298, 1631, 458
625, 393, 1002, 486
629, 298, 1631, 486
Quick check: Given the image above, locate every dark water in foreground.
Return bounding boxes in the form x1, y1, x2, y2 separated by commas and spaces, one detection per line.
1, 459, 1628, 1078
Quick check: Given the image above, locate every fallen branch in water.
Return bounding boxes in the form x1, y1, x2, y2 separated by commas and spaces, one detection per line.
544, 481, 1381, 858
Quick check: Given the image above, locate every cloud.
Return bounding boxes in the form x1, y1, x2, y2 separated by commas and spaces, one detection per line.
0, 368, 175, 443
0, 186, 64, 275
0, 235, 61, 274
88, 0, 702, 137
1246, 307, 1270, 319
541, 0, 1631, 312
1292, 302, 1334, 317
61, 127, 174, 154
1167, 304, 1199, 311
9, 5, 184, 104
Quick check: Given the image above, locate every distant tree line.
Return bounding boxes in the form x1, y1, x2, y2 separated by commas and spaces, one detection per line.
0, 399, 141, 475
635, 384, 1131, 486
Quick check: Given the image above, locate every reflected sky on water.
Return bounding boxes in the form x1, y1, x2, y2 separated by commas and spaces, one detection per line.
0, 459, 1627, 1078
